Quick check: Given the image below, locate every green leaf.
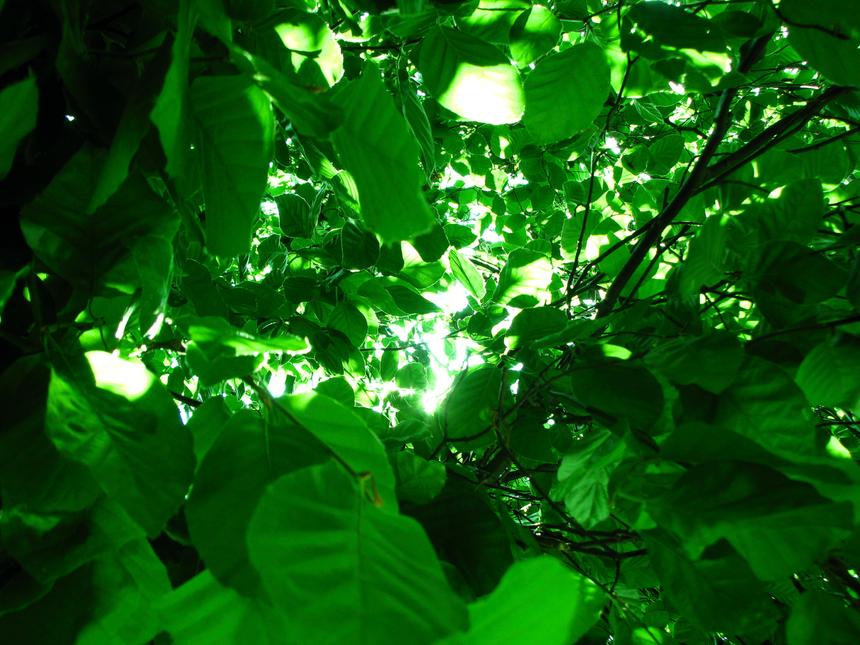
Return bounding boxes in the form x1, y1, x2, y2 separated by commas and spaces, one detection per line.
46, 351, 194, 536
413, 221, 450, 261
331, 63, 435, 242
158, 571, 287, 644
628, 1, 726, 52
315, 377, 355, 407
505, 306, 567, 350
278, 392, 398, 507
441, 556, 606, 644
677, 213, 729, 295
88, 48, 170, 211
184, 397, 232, 464
1, 498, 142, 586
787, 590, 860, 645
647, 133, 685, 175
151, 0, 196, 179
456, 0, 529, 43
418, 26, 525, 125
340, 219, 381, 269
385, 283, 441, 314
404, 477, 515, 597
186, 410, 329, 593
523, 42, 610, 144
449, 248, 486, 299
714, 357, 817, 459
0, 541, 170, 645
247, 460, 467, 643
190, 74, 274, 257
396, 362, 428, 390
783, 0, 860, 87
440, 365, 504, 446
0, 74, 38, 179
276, 193, 313, 237
105, 231, 178, 335
274, 10, 343, 88
796, 340, 860, 410
551, 429, 624, 527
0, 357, 101, 515
508, 5, 562, 68
186, 342, 260, 385
644, 531, 779, 633
649, 461, 853, 580
234, 48, 343, 138
328, 301, 368, 347
493, 249, 552, 307
187, 316, 309, 354
20, 147, 178, 289
569, 360, 664, 430
393, 451, 446, 504
399, 72, 436, 176
646, 331, 743, 394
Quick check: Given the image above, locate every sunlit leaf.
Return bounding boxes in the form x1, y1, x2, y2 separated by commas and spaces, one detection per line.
331, 63, 435, 241
523, 42, 610, 144
419, 26, 525, 125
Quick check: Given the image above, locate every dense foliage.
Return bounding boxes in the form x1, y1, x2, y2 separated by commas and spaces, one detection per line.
2, 0, 860, 642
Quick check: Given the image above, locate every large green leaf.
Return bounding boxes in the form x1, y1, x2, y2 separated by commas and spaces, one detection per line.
441, 556, 605, 644
508, 5, 562, 68
89, 46, 171, 211
523, 42, 610, 144
646, 331, 743, 393
0, 541, 170, 645
783, 0, 860, 86
0, 357, 101, 514
330, 63, 435, 242
551, 429, 624, 527
186, 410, 328, 594
234, 48, 343, 138
247, 460, 467, 643
493, 249, 553, 307
644, 531, 779, 634
505, 306, 567, 350
449, 248, 486, 299
418, 26, 525, 125
568, 359, 664, 430
456, 0, 530, 43
392, 451, 446, 504
190, 74, 274, 257
677, 213, 729, 295
20, 147, 178, 289
796, 340, 860, 411
158, 571, 288, 644
46, 351, 194, 536
439, 365, 504, 446
0, 74, 38, 179
714, 357, 817, 459
151, 0, 196, 179
277, 392, 397, 508
649, 461, 853, 580
404, 477, 515, 597
628, 1, 726, 52
787, 590, 860, 645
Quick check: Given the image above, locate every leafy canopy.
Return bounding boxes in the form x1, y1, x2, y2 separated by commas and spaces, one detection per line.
2, 0, 860, 643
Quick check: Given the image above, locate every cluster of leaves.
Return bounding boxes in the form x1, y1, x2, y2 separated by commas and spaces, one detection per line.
3, 0, 860, 642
